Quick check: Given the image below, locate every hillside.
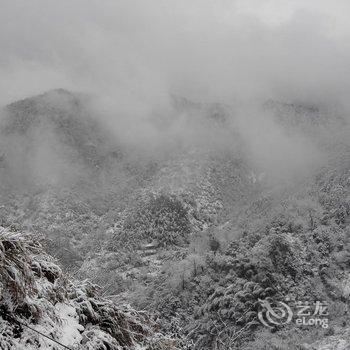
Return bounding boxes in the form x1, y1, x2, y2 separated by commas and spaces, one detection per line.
0, 90, 350, 349
0, 227, 179, 349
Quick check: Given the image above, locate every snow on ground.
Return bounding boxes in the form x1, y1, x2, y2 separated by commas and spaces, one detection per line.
12, 303, 83, 350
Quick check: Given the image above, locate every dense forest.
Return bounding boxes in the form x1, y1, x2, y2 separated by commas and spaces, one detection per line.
0, 89, 349, 349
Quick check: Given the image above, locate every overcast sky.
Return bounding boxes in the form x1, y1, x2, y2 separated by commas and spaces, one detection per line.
1, 0, 350, 109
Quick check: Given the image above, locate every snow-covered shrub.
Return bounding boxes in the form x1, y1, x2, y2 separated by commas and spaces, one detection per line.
120, 193, 191, 247
0, 227, 180, 350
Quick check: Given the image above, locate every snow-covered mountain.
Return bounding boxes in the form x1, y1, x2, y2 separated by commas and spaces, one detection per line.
1, 90, 350, 349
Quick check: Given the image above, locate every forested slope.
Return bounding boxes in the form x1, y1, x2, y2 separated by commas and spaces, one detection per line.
0, 90, 349, 349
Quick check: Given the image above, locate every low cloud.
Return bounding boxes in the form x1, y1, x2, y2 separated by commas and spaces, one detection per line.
0, 0, 348, 184
1, 0, 350, 108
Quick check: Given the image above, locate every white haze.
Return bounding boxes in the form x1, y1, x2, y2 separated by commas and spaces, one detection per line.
0, 0, 349, 182
1, 0, 350, 106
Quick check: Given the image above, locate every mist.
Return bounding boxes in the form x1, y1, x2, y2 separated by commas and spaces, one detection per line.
1, 0, 350, 106
0, 0, 349, 185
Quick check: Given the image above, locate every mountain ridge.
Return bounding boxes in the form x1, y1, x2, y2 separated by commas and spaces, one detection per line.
0, 90, 350, 349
